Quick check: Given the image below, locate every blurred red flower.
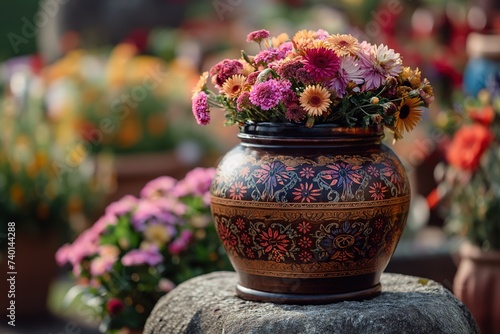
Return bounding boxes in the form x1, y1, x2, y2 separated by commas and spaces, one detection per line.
446, 124, 493, 171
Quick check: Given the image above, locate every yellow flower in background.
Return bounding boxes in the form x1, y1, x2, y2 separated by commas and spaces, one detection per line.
117, 116, 142, 148
144, 224, 172, 246
10, 184, 24, 205
106, 43, 138, 88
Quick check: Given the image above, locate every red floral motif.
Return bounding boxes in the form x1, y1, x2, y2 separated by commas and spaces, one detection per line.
235, 218, 246, 230
292, 182, 322, 203
218, 223, 237, 249
229, 182, 248, 200
257, 227, 290, 253
374, 217, 385, 230
297, 221, 312, 234
271, 249, 285, 262
240, 233, 251, 245
370, 232, 382, 244
298, 251, 312, 262
381, 159, 403, 191
245, 248, 255, 258
368, 182, 387, 200
299, 167, 315, 179
367, 165, 379, 177
298, 236, 312, 248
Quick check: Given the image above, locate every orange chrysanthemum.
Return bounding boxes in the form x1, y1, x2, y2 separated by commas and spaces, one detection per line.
327, 34, 360, 57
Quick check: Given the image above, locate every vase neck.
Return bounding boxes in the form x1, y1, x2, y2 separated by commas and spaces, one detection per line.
238, 123, 384, 148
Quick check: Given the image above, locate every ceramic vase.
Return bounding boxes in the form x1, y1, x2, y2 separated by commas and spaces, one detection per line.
210, 123, 410, 304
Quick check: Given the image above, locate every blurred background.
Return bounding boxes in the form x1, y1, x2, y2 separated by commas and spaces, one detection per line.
0, 0, 499, 332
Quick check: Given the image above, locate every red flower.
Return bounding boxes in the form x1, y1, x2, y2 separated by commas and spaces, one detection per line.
257, 227, 290, 253
106, 298, 124, 315
468, 105, 495, 126
447, 124, 493, 171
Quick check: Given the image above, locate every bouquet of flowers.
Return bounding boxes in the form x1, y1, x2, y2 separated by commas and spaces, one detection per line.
433, 75, 500, 250
192, 29, 434, 140
56, 168, 232, 332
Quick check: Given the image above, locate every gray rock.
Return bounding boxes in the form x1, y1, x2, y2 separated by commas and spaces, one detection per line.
145, 272, 478, 334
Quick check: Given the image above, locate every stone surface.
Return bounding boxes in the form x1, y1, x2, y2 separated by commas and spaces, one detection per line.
145, 272, 478, 334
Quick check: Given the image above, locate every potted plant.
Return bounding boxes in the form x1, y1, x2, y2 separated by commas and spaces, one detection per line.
191, 29, 435, 303
0, 63, 110, 316
56, 167, 232, 333
432, 75, 500, 334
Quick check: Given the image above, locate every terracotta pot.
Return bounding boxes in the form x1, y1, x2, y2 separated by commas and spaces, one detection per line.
453, 242, 500, 334
210, 123, 410, 304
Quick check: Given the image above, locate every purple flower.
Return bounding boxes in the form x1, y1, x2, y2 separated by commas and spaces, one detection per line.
328, 56, 364, 98
106, 195, 138, 217
168, 230, 193, 255
91, 213, 118, 235
249, 79, 285, 110
192, 91, 210, 125
56, 229, 100, 267
285, 103, 307, 122
132, 199, 176, 231
140, 176, 177, 199
122, 244, 163, 266
246, 29, 270, 43
55, 244, 72, 266
174, 167, 215, 197
254, 48, 281, 65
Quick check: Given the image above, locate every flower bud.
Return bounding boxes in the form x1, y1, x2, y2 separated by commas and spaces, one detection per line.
370, 97, 380, 105
371, 114, 383, 124
382, 102, 397, 116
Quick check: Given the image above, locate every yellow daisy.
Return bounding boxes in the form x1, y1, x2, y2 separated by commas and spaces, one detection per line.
327, 34, 360, 57
395, 97, 423, 134
222, 74, 247, 99
192, 71, 208, 98
272, 33, 289, 47
239, 59, 255, 76
292, 30, 317, 52
399, 67, 421, 88
299, 85, 331, 116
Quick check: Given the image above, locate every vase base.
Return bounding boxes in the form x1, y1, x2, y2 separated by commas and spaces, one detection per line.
235, 283, 382, 305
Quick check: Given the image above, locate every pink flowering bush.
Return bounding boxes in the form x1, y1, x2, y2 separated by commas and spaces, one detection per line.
192, 29, 435, 140
56, 168, 232, 333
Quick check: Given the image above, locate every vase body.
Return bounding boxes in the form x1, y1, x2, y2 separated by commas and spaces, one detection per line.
453, 242, 500, 334
210, 123, 410, 304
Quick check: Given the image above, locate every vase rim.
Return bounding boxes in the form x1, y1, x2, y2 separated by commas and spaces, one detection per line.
237, 122, 384, 147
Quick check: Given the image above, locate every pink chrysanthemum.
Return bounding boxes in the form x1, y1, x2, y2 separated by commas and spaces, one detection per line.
249, 79, 285, 110
328, 56, 364, 97
192, 91, 210, 125
236, 91, 252, 112
285, 103, 307, 122
209, 59, 243, 88
303, 47, 340, 82
358, 44, 403, 91
246, 29, 270, 43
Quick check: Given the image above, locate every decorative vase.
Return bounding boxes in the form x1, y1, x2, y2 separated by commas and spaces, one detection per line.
453, 242, 500, 334
210, 123, 411, 304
